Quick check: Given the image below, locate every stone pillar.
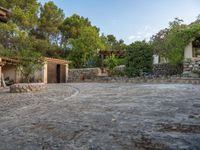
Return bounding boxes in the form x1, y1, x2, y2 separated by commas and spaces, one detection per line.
15, 67, 21, 83
43, 63, 48, 84
65, 64, 69, 82
184, 42, 193, 59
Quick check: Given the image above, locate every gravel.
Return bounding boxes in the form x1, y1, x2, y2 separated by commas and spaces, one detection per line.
0, 83, 200, 150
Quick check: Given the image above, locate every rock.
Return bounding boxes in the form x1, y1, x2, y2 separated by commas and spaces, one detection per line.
111, 118, 117, 122
10, 83, 46, 93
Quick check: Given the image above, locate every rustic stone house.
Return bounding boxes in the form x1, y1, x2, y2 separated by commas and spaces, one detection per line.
0, 57, 70, 87
153, 38, 200, 77
183, 37, 200, 77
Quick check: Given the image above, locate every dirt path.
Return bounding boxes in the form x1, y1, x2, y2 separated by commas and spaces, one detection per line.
0, 83, 200, 150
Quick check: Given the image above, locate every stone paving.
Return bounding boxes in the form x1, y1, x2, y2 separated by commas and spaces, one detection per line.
0, 83, 200, 150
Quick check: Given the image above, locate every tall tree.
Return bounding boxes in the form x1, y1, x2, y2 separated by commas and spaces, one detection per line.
36, 1, 64, 42
101, 34, 127, 50
69, 27, 105, 68
59, 14, 97, 46
150, 28, 170, 57
151, 18, 187, 59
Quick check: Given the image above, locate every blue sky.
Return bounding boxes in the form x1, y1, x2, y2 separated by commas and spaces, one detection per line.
39, 0, 200, 44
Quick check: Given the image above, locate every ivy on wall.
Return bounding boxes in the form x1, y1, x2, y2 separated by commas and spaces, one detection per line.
151, 18, 200, 65
167, 23, 200, 64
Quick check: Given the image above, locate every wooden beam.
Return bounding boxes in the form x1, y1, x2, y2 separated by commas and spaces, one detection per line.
45, 57, 71, 65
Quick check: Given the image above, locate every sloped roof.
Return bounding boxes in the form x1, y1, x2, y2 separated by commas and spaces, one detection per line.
45, 57, 71, 65
0, 56, 71, 66
0, 57, 19, 66
0, 6, 10, 13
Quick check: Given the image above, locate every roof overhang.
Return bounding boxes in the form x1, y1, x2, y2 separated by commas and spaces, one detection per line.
0, 57, 19, 66
0, 6, 10, 23
0, 56, 71, 66
45, 57, 71, 65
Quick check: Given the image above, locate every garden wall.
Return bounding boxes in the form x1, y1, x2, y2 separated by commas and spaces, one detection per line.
91, 76, 200, 84
183, 58, 200, 77
68, 68, 101, 82
153, 63, 183, 76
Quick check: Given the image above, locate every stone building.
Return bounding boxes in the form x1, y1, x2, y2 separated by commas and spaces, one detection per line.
0, 57, 70, 87
183, 37, 200, 77
153, 37, 200, 77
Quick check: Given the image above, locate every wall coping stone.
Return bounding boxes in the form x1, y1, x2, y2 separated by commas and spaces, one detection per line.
10, 83, 46, 93
69, 76, 200, 84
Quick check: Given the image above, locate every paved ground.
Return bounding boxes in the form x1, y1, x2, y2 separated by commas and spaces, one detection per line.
0, 83, 200, 150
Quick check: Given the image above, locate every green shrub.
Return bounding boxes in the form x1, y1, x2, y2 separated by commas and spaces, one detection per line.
104, 54, 120, 75
125, 41, 153, 77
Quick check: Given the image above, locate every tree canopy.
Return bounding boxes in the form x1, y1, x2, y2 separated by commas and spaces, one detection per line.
0, 0, 40, 31
35, 1, 64, 41
59, 14, 94, 46
69, 27, 105, 68
101, 34, 127, 51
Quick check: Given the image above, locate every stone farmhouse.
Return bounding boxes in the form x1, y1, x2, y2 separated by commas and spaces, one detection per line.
153, 37, 200, 77
183, 37, 200, 77
0, 57, 70, 87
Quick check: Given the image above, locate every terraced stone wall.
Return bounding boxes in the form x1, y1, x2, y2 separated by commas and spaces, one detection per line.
68, 68, 101, 82
183, 58, 200, 78
153, 63, 183, 76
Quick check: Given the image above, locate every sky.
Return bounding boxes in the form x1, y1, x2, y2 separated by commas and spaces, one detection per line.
39, 0, 200, 44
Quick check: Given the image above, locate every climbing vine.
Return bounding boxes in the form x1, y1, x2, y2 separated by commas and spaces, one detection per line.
167, 23, 200, 64
152, 19, 200, 65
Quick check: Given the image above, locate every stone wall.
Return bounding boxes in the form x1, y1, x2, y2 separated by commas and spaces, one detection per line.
183, 58, 200, 77
153, 63, 183, 76
10, 83, 46, 93
90, 76, 200, 84
68, 68, 101, 82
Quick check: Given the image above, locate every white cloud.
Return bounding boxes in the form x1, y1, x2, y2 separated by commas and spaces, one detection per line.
144, 25, 152, 31
128, 35, 136, 41
127, 25, 155, 44
137, 32, 142, 35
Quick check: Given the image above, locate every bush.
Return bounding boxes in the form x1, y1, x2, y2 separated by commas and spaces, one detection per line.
104, 54, 120, 75
125, 41, 153, 77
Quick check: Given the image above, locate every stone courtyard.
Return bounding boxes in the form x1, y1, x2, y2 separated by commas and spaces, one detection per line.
0, 83, 200, 150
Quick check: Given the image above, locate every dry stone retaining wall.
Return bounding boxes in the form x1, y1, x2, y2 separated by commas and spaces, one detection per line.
153, 63, 183, 76
68, 68, 101, 82
91, 76, 200, 84
68, 66, 200, 84
183, 58, 200, 77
